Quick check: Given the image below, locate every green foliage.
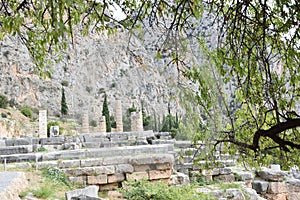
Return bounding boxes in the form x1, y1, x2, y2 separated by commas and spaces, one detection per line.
42, 166, 70, 187
21, 106, 33, 118
110, 116, 117, 129
161, 114, 179, 138
102, 94, 111, 132
61, 88, 68, 116
1, 113, 7, 118
37, 146, 47, 152
120, 179, 214, 200
0, 94, 8, 109
90, 119, 97, 127
32, 185, 53, 199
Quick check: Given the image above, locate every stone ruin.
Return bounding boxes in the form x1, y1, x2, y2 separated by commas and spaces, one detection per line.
2, 101, 300, 200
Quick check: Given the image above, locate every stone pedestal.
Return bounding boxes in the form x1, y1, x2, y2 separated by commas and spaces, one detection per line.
99, 116, 106, 133
38, 110, 47, 138
82, 113, 89, 133
116, 100, 123, 132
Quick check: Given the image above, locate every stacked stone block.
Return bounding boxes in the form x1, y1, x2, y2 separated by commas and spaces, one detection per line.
38, 110, 47, 138
59, 154, 174, 191
99, 116, 106, 133
252, 166, 300, 200
82, 113, 89, 133
115, 100, 123, 132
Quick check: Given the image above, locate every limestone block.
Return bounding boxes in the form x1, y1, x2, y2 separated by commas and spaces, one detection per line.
288, 193, 300, 200
103, 156, 129, 165
267, 182, 287, 194
68, 176, 87, 185
252, 180, 269, 194
129, 154, 174, 165
287, 179, 300, 193
257, 169, 287, 182
169, 172, 190, 185
116, 164, 134, 173
58, 160, 81, 168
156, 163, 172, 170
37, 161, 58, 168
65, 185, 99, 200
238, 172, 253, 181
108, 173, 125, 183
243, 187, 262, 200
74, 168, 95, 176
93, 166, 115, 175
149, 169, 172, 180
80, 158, 103, 167
99, 183, 119, 191
225, 189, 245, 200
265, 193, 287, 200
126, 172, 149, 181
133, 164, 154, 172
213, 174, 235, 182
212, 168, 232, 175
87, 175, 108, 184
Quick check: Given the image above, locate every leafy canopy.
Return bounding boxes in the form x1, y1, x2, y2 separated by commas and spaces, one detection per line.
1, 0, 300, 167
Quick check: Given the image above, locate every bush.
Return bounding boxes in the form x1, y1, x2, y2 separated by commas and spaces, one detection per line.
21, 106, 33, 118
120, 179, 214, 200
0, 94, 8, 109
90, 120, 97, 127
1, 113, 7, 118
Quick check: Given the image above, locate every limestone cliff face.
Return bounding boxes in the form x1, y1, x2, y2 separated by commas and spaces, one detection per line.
0, 31, 181, 121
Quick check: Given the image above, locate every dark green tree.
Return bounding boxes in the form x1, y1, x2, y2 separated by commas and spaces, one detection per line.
61, 88, 68, 116
102, 94, 111, 132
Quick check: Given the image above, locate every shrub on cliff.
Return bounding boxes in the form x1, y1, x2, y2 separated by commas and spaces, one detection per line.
0, 94, 8, 109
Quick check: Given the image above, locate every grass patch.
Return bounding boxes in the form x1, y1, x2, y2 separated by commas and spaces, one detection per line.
33, 185, 54, 199
218, 182, 242, 190
120, 179, 216, 200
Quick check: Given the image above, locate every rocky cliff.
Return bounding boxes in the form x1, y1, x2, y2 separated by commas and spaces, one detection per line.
0, 30, 182, 122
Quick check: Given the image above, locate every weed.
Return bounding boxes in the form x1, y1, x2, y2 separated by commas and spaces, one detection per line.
33, 185, 53, 199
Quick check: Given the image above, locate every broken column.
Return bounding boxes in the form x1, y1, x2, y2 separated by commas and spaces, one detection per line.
99, 116, 106, 133
116, 100, 123, 132
82, 113, 89, 133
39, 110, 47, 138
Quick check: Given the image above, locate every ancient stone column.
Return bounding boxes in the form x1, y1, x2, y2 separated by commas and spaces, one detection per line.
130, 112, 137, 132
116, 100, 123, 132
38, 110, 47, 138
136, 111, 143, 132
99, 116, 106, 132
82, 113, 89, 133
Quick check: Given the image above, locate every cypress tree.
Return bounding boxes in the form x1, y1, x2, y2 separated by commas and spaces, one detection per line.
102, 94, 111, 132
61, 88, 68, 116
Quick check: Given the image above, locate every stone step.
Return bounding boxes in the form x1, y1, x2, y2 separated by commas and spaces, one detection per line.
0, 145, 33, 155
0, 144, 173, 163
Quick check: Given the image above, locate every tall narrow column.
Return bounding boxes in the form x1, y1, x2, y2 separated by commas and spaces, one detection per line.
82, 113, 89, 133
130, 112, 137, 132
136, 111, 143, 131
116, 100, 123, 132
39, 110, 47, 138
99, 116, 106, 133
